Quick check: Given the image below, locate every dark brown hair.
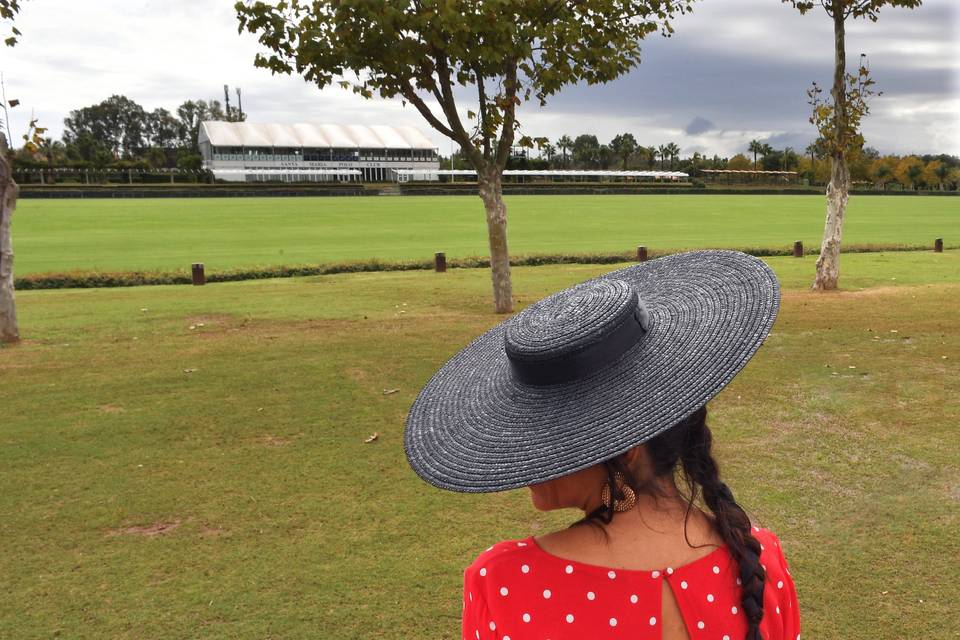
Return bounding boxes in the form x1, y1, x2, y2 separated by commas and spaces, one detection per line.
569, 404, 766, 640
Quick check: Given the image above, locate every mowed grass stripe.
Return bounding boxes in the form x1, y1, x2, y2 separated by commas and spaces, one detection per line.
1, 253, 958, 638
14, 194, 959, 275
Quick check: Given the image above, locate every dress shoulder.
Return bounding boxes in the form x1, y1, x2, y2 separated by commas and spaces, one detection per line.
751, 526, 802, 640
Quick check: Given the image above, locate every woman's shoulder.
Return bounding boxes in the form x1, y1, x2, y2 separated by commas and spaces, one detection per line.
752, 525, 796, 582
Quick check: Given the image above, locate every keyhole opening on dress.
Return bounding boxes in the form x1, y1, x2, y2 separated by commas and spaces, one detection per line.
660, 579, 692, 640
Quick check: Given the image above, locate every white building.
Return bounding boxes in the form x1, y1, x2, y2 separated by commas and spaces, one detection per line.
198, 121, 440, 182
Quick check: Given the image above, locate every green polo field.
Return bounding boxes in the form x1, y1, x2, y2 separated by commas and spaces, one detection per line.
1, 249, 958, 638
13, 194, 958, 275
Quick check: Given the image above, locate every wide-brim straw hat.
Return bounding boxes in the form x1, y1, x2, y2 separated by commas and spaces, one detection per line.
403, 250, 780, 493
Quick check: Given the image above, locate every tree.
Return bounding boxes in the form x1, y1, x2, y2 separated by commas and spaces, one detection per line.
177, 99, 226, 154
894, 155, 924, 190
869, 156, 896, 190
783, 0, 922, 290
728, 153, 752, 170
664, 142, 681, 169
924, 159, 948, 191
63, 95, 148, 159
572, 134, 601, 169
1, 0, 25, 343
748, 139, 764, 169
556, 135, 573, 167
237, 0, 695, 313
609, 133, 638, 170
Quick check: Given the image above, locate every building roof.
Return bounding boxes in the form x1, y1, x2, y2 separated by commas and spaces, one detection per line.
199, 122, 436, 150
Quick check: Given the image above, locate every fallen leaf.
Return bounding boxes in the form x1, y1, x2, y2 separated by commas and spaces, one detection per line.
364, 432, 379, 443
383, 388, 399, 395
183, 368, 197, 374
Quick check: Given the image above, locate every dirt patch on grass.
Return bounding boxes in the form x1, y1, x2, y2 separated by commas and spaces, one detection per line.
262, 434, 293, 447
97, 404, 125, 414
108, 518, 181, 537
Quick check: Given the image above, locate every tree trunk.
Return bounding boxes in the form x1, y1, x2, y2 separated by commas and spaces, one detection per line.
477, 173, 513, 314
813, 2, 848, 292
813, 156, 849, 290
0, 154, 19, 343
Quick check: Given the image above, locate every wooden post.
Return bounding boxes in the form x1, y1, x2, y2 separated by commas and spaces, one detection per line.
934, 238, 943, 253
793, 240, 803, 258
191, 263, 206, 286
434, 252, 446, 273
636, 245, 648, 262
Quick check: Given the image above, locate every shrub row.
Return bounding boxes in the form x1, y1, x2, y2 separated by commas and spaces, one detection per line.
14, 243, 953, 291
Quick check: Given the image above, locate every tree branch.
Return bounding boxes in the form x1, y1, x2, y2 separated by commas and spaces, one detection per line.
399, 83, 456, 141
494, 60, 519, 172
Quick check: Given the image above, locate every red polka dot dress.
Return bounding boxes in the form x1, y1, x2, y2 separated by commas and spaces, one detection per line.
462, 527, 800, 640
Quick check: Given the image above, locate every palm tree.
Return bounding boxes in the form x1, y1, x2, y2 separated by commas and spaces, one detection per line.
748, 139, 763, 170
665, 142, 681, 169
657, 144, 670, 170
556, 135, 573, 167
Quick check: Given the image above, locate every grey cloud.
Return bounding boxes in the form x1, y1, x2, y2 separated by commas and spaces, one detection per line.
684, 116, 716, 135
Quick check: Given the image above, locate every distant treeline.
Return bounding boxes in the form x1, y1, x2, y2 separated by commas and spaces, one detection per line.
452, 134, 960, 191
8, 94, 246, 177
8, 95, 960, 191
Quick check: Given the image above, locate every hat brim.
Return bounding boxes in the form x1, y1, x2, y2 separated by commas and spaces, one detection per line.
403, 250, 781, 493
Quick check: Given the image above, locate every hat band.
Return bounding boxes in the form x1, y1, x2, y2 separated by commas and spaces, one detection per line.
508, 303, 650, 386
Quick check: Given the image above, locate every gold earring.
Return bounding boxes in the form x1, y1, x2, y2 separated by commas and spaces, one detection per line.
601, 471, 637, 512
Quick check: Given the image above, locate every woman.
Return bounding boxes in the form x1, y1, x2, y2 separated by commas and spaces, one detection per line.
404, 250, 801, 639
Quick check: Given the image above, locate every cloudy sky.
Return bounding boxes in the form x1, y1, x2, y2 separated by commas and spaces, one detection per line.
2, 0, 958, 158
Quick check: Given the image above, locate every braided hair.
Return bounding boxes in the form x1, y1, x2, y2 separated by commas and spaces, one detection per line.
569, 404, 766, 640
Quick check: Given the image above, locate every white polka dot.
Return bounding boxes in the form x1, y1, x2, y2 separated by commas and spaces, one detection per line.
499, 587, 508, 596
521, 564, 530, 574
707, 593, 715, 602
609, 618, 618, 627
486, 545, 494, 551
778, 580, 784, 589
469, 592, 473, 602
630, 594, 638, 604
488, 621, 496, 631
565, 564, 574, 574
649, 616, 657, 626
680, 581, 688, 590
761, 544, 765, 550
736, 578, 742, 586
754, 526, 760, 532
565, 613, 574, 623
776, 606, 781, 614
607, 570, 617, 579
479, 567, 486, 577
475, 631, 479, 639
762, 563, 767, 572
697, 621, 705, 630
724, 636, 731, 640
651, 570, 660, 578
503, 637, 510, 640
587, 591, 596, 601
666, 567, 674, 575
731, 606, 738, 614
713, 565, 720, 574
517, 541, 527, 546
542, 589, 551, 599
522, 613, 531, 623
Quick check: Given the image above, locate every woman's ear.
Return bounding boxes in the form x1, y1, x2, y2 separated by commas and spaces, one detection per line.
621, 444, 644, 466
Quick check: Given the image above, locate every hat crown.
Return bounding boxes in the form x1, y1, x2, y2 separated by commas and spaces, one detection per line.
505, 279, 650, 385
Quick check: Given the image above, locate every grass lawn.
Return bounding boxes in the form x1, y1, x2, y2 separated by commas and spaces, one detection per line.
13, 194, 959, 275
1, 251, 958, 638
